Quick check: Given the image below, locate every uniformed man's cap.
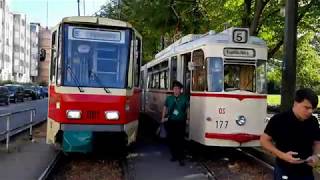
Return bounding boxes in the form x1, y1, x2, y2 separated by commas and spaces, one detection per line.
172, 80, 183, 88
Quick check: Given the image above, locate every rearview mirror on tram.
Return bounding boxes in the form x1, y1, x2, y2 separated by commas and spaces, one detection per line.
39, 48, 46, 61
78, 44, 91, 54
188, 62, 195, 71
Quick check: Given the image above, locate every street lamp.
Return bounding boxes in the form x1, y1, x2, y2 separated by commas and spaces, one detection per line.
77, 0, 80, 16
83, 0, 86, 16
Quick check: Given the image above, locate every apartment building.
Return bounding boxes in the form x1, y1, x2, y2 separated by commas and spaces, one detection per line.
24, 22, 31, 82
4, 8, 13, 81
30, 23, 40, 82
0, 0, 40, 83
0, 0, 5, 77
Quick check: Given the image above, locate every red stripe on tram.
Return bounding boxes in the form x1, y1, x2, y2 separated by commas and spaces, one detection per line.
191, 93, 267, 101
205, 133, 260, 143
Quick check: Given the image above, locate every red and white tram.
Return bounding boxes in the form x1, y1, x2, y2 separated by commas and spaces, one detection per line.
46, 17, 142, 152
141, 28, 268, 147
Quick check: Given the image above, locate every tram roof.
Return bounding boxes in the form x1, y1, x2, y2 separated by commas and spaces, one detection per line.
61, 16, 134, 29
149, 28, 267, 66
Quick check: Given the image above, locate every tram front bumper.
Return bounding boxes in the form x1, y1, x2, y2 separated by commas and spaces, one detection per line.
61, 124, 125, 132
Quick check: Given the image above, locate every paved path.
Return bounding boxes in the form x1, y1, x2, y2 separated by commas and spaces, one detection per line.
0, 136, 57, 180
128, 137, 208, 180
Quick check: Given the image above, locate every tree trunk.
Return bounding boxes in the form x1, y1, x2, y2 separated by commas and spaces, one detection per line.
250, 0, 270, 35
242, 0, 252, 28
280, 0, 298, 112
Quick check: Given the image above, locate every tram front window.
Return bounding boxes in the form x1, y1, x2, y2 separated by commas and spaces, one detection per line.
224, 64, 255, 92
63, 25, 131, 88
207, 57, 223, 92
256, 60, 267, 94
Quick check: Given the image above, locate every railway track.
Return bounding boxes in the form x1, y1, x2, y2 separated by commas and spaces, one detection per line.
38, 145, 274, 180
237, 147, 275, 170
199, 160, 218, 180
38, 151, 65, 180
192, 146, 274, 180
38, 150, 129, 180
38, 151, 66, 180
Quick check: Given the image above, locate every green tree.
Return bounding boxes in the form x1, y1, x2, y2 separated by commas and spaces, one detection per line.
296, 32, 320, 89
97, 0, 209, 62
96, 0, 320, 91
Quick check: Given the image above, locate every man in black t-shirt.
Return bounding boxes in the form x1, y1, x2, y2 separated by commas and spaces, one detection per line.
260, 88, 320, 180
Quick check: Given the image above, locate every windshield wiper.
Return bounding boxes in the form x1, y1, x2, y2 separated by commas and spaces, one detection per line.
89, 71, 111, 93
104, 87, 111, 93
67, 65, 84, 92
224, 87, 240, 92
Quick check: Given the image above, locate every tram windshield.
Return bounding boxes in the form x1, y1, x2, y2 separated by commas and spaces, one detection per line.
224, 64, 255, 92
63, 25, 131, 88
207, 58, 267, 93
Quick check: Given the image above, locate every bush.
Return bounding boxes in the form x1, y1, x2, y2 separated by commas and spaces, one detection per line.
267, 81, 281, 94
0, 80, 14, 85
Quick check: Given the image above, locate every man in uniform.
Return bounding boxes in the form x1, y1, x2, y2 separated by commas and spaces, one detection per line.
161, 80, 189, 166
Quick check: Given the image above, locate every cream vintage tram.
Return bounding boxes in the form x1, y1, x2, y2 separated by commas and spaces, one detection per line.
141, 27, 267, 147
46, 16, 142, 152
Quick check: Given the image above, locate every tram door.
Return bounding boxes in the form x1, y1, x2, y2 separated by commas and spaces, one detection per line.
181, 53, 191, 139
181, 53, 191, 95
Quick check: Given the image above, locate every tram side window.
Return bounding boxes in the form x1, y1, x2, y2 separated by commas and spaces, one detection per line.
57, 26, 63, 85
152, 73, 160, 89
256, 60, 267, 93
50, 31, 57, 83
170, 56, 177, 89
147, 68, 153, 89
160, 70, 168, 89
140, 70, 144, 89
147, 73, 152, 89
207, 57, 223, 92
134, 37, 142, 87
160, 60, 168, 89
192, 50, 206, 91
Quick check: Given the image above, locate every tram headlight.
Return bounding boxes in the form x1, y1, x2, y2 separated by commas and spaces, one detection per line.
236, 115, 246, 126
66, 110, 81, 119
105, 111, 119, 120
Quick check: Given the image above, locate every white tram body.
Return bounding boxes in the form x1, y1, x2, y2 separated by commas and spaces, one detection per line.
141, 28, 268, 147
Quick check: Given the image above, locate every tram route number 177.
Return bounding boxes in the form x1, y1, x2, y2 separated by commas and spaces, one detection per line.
215, 120, 228, 129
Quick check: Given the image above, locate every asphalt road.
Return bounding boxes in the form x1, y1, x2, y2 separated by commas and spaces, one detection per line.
0, 98, 48, 140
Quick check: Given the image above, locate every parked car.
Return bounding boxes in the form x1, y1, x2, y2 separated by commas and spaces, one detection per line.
37, 86, 46, 98
43, 87, 48, 97
0, 86, 10, 105
5, 84, 25, 103
33, 86, 46, 99
23, 86, 38, 100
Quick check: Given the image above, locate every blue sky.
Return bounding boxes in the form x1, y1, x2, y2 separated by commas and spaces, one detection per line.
8, 0, 108, 28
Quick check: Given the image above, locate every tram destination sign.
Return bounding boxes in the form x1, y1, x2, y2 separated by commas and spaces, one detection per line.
223, 48, 255, 57
72, 28, 123, 42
